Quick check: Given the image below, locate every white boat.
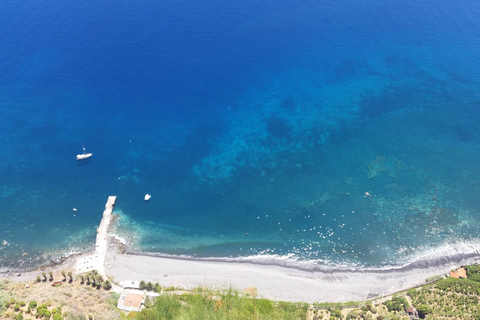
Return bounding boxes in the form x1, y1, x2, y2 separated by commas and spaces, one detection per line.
144, 194, 152, 201
77, 144, 93, 160
77, 153, 93, 160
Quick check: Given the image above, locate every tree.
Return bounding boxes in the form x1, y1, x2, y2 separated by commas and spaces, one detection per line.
36, 276, 41, 283
61, 271, 66, 281
42, 272, 47, 282
68, 271, 73, 283
80, 275, 85, 284
417, 304, 430, 318
96, 276, 103, 289
103, 280, 112, 291
140, 280, 146, 290
48, 271, 53, 281
146, 282, 153, 291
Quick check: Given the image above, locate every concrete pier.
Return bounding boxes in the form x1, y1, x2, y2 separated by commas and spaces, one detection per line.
95, 196, 116, 279
76, 196, 116, 278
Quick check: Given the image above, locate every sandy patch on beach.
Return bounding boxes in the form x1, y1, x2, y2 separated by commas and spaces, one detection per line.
104, 251, 480, 303
4, 239, 479, 304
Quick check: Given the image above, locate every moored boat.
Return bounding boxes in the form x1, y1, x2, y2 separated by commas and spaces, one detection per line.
77, 153, 93, 160
77, 144, 93, 160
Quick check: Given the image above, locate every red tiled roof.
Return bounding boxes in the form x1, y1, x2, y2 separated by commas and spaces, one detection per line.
124, 294, 143, 308
457, 267, 467, 278
450, 267, 467, 279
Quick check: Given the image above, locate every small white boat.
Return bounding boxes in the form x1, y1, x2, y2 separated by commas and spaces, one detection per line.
144, 194, 152, 201
76, 153, 93, 160
77, 144, 93, 160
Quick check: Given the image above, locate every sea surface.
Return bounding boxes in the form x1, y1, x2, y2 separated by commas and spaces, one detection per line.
2, 0, 480, 271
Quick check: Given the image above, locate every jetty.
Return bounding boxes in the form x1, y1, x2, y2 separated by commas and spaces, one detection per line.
76, 196, 116, 279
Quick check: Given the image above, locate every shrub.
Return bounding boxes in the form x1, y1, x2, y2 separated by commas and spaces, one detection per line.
53, 313, 63, 320
146, 282, 153, 291
36, 303, 48, 316
466, 265, 480, 282
52, 307, 63, 320
334, 307, 342, 318
417, 304, 430, 318
103, 280, 112, 291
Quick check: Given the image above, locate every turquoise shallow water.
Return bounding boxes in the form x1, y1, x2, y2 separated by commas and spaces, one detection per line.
1, 0, 480, 271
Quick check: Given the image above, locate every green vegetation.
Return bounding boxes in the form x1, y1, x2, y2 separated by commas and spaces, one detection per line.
425, 274, 443, 282
29, 300, 37, 309
138, 280, 162, 292
134, 288, 307, 320
0, 282, 12, 314
384, 295, 409, 312
406, 276, 480, 318
466, 265, 480, 282
104, 280, 112, 291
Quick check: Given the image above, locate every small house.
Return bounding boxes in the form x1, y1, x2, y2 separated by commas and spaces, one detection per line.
406, 307, 419, 319
117, 293, 144, 312
450, 267, 467, 279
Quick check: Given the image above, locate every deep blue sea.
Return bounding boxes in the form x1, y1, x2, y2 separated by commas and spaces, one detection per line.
2, 0, 480, 271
